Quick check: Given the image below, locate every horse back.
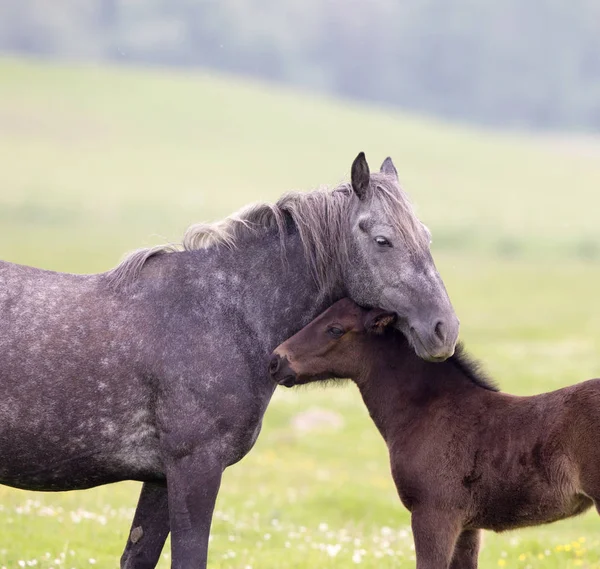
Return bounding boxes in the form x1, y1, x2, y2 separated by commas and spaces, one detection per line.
0, 260, 163, 490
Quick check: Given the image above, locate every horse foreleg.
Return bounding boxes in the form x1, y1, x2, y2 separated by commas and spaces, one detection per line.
166, 454, 223, 569
120, 482, 170, 569
450, 529, 480, 569
411, 508, 463, 569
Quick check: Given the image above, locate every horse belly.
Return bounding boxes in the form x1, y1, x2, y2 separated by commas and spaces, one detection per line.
0, 407, 163, 491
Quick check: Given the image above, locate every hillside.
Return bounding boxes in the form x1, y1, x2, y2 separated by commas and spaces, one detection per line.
1, 56, 600, 273
2, 0, 600, 130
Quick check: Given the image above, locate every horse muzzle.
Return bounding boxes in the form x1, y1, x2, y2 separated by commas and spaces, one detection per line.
408, 315, 459, 362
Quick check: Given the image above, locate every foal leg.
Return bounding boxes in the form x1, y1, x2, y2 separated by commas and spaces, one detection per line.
450, 529, 480, 569
120, 482, 170, 569
411, 509, 463, 569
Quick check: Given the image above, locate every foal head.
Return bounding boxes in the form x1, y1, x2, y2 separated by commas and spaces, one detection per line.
269, 298, 396, 387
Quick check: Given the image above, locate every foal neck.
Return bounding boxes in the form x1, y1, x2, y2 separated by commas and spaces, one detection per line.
354, 333, 494, 440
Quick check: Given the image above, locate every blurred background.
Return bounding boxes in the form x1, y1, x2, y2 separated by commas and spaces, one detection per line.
1, 1, 600, 568
3, 0, 600, 130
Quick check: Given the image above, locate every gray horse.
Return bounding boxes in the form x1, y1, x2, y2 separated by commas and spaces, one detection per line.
0, 153, 459, 569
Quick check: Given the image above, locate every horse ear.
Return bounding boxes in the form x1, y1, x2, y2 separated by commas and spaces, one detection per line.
364, 308, 397, 335
351, 152, 371, 200
380, 157, 398, 180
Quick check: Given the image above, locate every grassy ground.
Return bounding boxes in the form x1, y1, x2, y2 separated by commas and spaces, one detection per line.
1, 56, 600, 568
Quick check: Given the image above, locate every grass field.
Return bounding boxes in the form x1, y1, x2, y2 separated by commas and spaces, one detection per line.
1, 56, 600, 568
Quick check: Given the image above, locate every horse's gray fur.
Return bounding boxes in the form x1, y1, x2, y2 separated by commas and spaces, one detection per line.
0, 153, 459, 568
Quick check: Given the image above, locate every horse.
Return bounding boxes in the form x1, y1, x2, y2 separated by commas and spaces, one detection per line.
270, 298, 600, 569
0, 153, 459, 569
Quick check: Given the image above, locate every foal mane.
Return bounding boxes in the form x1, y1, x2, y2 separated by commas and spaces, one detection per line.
450, 343, 499, 392
106, 172, 427, 290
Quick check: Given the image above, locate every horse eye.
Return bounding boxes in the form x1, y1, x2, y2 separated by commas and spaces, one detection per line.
328, 326, 345, 339
374, 236, 392, 247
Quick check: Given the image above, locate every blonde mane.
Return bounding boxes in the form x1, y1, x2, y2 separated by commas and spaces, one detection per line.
106, 173, 427, 290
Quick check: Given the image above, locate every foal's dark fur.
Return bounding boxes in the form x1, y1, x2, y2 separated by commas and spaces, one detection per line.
271, 298, 600, 569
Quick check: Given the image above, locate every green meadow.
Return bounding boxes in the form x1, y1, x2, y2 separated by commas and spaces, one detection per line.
1, 56, 600, 568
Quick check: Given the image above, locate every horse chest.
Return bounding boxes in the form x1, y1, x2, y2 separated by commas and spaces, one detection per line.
215, 389, 271, 467
220, 417, 264, 467
156, 368, 274, 468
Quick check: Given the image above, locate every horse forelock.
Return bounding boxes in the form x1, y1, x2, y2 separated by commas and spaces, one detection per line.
106, 176, 426, 290
370, 172, 430, 255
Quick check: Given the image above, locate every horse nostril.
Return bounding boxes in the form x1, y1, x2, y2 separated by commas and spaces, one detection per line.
269, 355, 281, 375
434, 320, 446, 343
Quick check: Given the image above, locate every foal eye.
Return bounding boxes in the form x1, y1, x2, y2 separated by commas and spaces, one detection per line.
327, 326, 345, 339
374, 236, 392, 247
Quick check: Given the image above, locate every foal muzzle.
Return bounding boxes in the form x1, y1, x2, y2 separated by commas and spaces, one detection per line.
269, 354, 297, 387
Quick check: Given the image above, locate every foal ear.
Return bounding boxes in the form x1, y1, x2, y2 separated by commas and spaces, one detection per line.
351, 152, 371, 200
380, 157, 398, 180
364, 308, 397, 335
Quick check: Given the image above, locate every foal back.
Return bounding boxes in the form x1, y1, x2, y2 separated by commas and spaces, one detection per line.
398, 376, 600, 532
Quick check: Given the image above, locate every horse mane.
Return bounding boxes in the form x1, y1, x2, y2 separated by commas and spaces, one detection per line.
450, 343, 499, 392
106, 172, 428, 290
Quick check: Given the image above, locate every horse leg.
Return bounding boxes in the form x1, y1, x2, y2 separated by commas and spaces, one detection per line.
120, 482, 170, 569
411, 509, 463, 569
166, 453, 223, 569
449, 529, 480, 569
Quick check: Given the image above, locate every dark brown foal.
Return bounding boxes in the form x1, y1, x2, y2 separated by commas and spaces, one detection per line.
269, 298, 600, 569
